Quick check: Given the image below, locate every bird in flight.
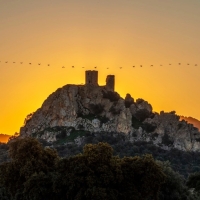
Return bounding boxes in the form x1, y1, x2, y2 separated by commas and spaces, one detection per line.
150, 65, 153, 67
29, 63, 32, 65
140, 65, 142, 67
120, 67, 122, 69
187, 63, 190, 65
62, 66, 65, 68
82, 67, 85, 68
38, 63, 41, 65
20, 62, 23, 64
94, 66, 97, 69
169, 63, 171, 65
195, 64, 198, 66
132, 66, 135, 68
107, 67, 109, 69
178, 63, 181, 65
5, 61, 8, 63
160, 64, 162, 66
72, 66, 74, 68
13, 62, 15, 63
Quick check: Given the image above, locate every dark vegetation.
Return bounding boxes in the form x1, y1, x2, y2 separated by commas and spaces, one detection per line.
0, 132, 200, 199
2, 130, 200, 179
187, 172, 200, 195
0, 138, 166, 200
132, 116, 143, 129
109, 102, 121, 115
124, 93, 134, 108
162, 133, 174, 146
134, 108, 154, 122
39, 130, 200, 179
125, 100, 133, 108
6, 129, 200, 179
102, 90, 121, 102
132, 116, 157, 132
89, 103, 104, 115
0, 143, 8, 163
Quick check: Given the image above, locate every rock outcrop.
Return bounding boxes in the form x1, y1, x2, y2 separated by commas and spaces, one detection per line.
20, 84, 133, 136
129, 111, 200, 151
20, 83, 200, 152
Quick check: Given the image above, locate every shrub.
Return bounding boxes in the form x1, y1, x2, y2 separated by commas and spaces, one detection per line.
24, 112, 34, 125
162, 133, 174, 146
132, 116, 143, 129
158, 161, 195, 200
142, 122, 157, 133
56, 130, 67, 139
134, 109, 151, 122
89, 103, 104, 115
109, 104, 121, 115
102, 90, 120, 102
136, 98, 144, 104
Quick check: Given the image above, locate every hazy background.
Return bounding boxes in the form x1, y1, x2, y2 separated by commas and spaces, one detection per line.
0, 0, 200, 135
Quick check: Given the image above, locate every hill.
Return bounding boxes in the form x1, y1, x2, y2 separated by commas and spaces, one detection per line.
180, 116, 200, 130
20, 71, 200, 152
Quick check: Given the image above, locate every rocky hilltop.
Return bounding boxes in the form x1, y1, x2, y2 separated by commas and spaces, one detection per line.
20, 71, 200, 151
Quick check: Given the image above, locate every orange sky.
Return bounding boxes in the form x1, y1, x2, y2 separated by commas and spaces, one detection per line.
0, 0, 200, 135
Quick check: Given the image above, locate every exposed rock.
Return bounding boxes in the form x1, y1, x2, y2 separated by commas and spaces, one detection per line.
129, 111, 200, 151
20, 84, 133, 136
20, 78, 200, 152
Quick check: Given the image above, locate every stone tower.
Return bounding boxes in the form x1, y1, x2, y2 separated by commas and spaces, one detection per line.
105, 75, 115, 91
85, 70, 98, 85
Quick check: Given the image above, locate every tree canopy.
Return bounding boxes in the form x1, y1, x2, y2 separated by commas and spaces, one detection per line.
0, 137, 197, 199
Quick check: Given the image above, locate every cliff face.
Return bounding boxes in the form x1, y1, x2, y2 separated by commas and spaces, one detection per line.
20, 84, 200, 152
129, 111, 200, 151
20, 84, 134, 136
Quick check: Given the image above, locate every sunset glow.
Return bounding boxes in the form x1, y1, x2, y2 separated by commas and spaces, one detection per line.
1, 0, 200, 135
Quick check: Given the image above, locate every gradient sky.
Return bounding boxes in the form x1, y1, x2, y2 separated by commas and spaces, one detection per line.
0, 0, 200, 135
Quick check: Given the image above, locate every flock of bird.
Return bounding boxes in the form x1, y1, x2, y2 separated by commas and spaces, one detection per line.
0, 60, 198, 69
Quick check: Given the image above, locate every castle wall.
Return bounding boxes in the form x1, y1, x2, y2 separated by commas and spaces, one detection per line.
105, 75, 115, 91
85, 70, 98, 85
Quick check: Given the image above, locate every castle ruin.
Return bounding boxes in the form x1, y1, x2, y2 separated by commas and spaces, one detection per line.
85, 70, 115, 92
105, 75, 115, 92
85, 70, 98, 86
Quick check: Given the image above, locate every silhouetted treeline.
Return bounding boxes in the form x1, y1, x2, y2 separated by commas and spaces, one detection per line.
0, 137, 200, 199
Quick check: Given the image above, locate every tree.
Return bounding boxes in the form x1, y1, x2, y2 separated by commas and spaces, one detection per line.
158, 161, 196, 200
53, 143, 122, 200
0, 137, 58, 199
0, 139, 167, 200
53, 143, 165, 200
120, 155, 165, 200
187, 172, 200, 197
